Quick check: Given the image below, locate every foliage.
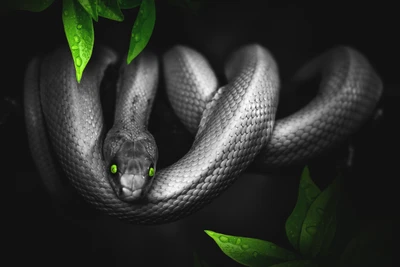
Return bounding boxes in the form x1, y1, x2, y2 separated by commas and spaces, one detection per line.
12, 0, 155, 82
204, 166, 391, 266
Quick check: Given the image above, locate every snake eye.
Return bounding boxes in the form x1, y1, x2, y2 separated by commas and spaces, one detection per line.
148, 165, 155, 177
110, 164, 118, 174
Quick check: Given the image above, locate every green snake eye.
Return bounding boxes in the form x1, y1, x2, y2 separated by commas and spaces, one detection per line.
148, 167, 155, 177
110, 164, 118, 174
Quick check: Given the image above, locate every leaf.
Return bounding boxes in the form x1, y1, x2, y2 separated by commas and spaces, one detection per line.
326, 174, 357, 258
62, 0, 94, 83
205, 230, 298, 267
317, 179, 341, 257
270, 260, 317, 267
11, 0, 55, 12
285, 166, 321, 251
299, 179, 338, 258
77, 0, 99, 21
127, 0, 155, 64
97, 0, 124, 21
339, 220, 392, 267
118, 0, 142, 9
317, 199, 338, 257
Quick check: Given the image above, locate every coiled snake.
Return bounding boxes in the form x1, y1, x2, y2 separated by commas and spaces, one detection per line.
24, 44, 382, 224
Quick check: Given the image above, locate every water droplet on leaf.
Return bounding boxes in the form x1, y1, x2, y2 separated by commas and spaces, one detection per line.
75, 56, 82, 67
134, 34, 140, 41
235, 238, 241, 245
306, 225, 317, 235
71, 45, 79, 50
77, 24, 83, 30
305, 188, 318, 202
74, 35, 80, 43
219, 236, 229, 243
252, 251, 258, 257
241, 244, 249, 250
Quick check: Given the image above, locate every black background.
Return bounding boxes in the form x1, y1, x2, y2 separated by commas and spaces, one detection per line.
4, 0, 396, 266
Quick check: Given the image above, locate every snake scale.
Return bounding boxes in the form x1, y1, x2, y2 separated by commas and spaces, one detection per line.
24, 44, 382, 224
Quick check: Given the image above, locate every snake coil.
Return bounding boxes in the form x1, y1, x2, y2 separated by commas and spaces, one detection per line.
24, 44, 382, 224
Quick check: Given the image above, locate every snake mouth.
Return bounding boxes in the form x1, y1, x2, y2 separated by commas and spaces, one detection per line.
115, 173, 147, 202
119, 187, 143, 201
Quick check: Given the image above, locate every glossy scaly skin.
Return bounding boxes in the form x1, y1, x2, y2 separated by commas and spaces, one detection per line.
24, 44, 382, 224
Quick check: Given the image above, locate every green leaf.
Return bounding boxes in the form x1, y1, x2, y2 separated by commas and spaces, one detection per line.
270, 260, 317, 267
339, 220, 392, 267
97, 0, 124, 21
205, 230, 298, 267
77, 0, 99, 21
326, 174, 357, 258
118, 0, 142, 9
127, 0, 155, 64
317, 203, 338, 257
299, 179, 338, 257
62, 0, 94, 83
285, 166, 321, 251
11, 0, 55, 12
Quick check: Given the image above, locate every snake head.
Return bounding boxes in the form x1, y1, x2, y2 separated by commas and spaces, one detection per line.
104, 134, 158, 202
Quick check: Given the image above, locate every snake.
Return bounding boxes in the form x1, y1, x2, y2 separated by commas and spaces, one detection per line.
24, 44, 383, 224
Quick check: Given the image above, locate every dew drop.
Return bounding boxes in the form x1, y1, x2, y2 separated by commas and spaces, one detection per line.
219, 236, 229, 243
75, 56, 82, 67
134, 33, 141, 41
252, 251, 258, 257
305, 188, 318, 202
306, 226, 317, 235
235, 238, 241, 245
74, 35, 80, 43
77, 24, 83, 30
241, 244, 249, 250
71, 45, 79, 50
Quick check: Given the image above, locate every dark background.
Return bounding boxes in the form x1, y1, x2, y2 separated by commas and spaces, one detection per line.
4, 0, 396, 266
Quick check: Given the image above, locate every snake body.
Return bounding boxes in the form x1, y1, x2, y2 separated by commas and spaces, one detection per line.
24, 44, 382, 224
